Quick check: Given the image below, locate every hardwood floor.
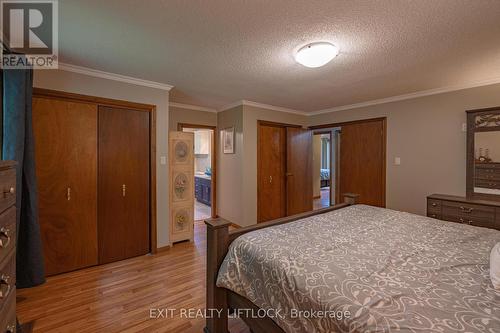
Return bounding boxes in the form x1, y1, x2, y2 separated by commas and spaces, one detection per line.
17, 221, 249, 333
313, 187, 330, 210
194, 200, 211, 221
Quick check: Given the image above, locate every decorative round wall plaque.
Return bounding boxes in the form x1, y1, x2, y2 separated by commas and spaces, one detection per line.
175, 209, 189, 231
174, 173, 189, 200
174, 141, 189, 163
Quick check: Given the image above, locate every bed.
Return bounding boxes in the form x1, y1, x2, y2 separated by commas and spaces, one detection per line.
204, 194, 500, 333
320, 168, 330, 188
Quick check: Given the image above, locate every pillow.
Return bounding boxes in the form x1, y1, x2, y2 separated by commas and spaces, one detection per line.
491, 242, 500, 290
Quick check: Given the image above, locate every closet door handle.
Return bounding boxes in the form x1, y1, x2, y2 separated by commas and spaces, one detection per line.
3, 187, 14, 197
122, 184, 127, 197
66, 187, 71, 201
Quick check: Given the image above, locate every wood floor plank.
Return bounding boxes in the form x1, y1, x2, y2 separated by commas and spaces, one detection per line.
17, 221, 249, 333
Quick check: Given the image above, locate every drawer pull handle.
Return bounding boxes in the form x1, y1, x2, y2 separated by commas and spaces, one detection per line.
431, 203, 437, 207
0, 228, 11, 248
460, 206, 474, 213
0, 274, 11, 299
5, 324, 15, 333
460, 218, 473, 225
2, 187, 15, 197
67, 187, 71, 201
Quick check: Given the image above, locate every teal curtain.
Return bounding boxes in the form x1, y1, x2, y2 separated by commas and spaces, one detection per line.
3, 68, 46, 288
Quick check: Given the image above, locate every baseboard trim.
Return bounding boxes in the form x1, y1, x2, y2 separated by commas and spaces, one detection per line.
156, 245, 171, 253
230, 223, 241, 229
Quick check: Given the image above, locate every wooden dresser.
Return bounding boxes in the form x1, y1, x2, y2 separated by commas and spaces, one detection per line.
0, 161, 17, 333
427, 194, 500, 230
474, 162, 500, 190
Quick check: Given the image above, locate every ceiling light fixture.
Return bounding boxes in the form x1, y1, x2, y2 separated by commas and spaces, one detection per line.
294, 42, 339, 68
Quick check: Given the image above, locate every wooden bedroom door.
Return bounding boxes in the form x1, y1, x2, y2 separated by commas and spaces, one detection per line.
286, 127, 313, 215
98, 106, 150, 264
338, 119, 386, 207
33, 97, 98, 276
257, 124, 286, 222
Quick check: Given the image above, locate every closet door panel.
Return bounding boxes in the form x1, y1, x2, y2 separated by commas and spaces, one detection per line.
33, 97, 98, 276
286, 128, 313, 215
257, 124, 286, 222
98, 107, 150, 264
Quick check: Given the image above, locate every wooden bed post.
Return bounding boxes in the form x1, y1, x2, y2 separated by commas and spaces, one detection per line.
204, 218, 231, 333
343, 193, 360, 205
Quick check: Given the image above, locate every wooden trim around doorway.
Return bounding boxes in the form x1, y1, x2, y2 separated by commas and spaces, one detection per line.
33, 88, 158, 254
177, 123, 218, 219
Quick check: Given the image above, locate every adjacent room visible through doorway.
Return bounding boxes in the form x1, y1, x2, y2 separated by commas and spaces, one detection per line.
179, 124, 216, 221
313, 131, 334, 210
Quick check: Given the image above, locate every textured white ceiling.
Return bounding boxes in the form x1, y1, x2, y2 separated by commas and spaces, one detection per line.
59, 0, 500, 112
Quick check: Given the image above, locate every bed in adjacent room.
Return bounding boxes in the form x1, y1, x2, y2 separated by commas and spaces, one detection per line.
205, 197, 500, 333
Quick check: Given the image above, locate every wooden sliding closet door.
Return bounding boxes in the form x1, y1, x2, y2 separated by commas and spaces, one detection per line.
338, 119, 386, 207
33, 97, 98, 276
258, 124, 286, 222
286, 128, 313, 215
98, 106, 150, 264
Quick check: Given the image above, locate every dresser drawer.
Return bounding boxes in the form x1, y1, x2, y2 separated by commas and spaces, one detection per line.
442, 201, 495, 218
0, 208, 15, 266
427, 199, 442, 213
0, 251, 15, 315
475, 169, 500, 180
474, 180, 500, 189
0, 290, 16, 333
442, 214, 498, 229
0, 169, 15, 215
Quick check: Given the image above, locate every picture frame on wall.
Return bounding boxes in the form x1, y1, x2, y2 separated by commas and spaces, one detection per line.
223, 127, 235, 154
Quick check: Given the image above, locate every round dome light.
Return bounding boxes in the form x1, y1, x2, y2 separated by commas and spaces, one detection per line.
294, 42, 339, 68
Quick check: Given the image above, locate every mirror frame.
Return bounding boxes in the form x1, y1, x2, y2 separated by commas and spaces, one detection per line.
466, 106, 500, 201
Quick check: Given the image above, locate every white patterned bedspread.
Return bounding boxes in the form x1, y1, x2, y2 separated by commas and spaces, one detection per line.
217, 205, 500, 333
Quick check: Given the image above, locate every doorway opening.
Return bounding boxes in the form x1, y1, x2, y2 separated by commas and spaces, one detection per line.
313, 128, 340, 210
310, 118, 387, 208
179, 123, 217, 221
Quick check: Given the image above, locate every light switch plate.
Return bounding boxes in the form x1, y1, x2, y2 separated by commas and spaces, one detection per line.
462, 123, 467, 132
160, 156, 167, 165
395, 157, 401, 165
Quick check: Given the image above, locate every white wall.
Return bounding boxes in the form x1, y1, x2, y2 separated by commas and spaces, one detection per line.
308, 82, 500, 216
34, 69, 171, 248
217, 106, 244, 224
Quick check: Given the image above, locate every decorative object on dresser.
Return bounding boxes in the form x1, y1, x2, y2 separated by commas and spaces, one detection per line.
0, 161, 17, 332
427, 194, 500, 230
467, 106, 500, 200
169, 131, 195, 244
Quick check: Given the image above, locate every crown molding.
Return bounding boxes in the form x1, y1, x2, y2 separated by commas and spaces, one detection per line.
169, 102, 217, 113
58, 63, 174, 91
219, 100, 307, 116
310, 77, 500, 115
219, 100, 245, 112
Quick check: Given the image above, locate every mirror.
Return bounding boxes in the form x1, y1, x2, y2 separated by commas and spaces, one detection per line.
467, 109, 500, 199
474, 131, 500, 195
